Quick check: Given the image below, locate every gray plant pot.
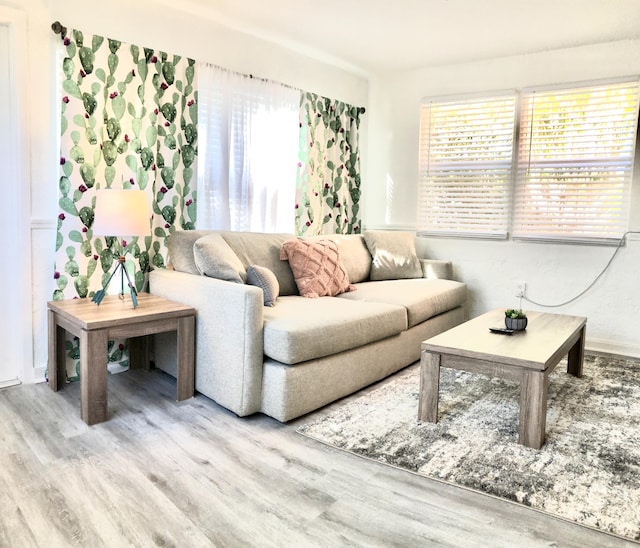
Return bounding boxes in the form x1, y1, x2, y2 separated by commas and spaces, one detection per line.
505, 317, 528, 331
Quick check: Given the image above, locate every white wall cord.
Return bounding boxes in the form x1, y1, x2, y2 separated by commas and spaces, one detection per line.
523, 231, 640, 308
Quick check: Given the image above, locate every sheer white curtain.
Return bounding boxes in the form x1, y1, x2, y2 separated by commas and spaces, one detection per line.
197, 64, 301, 232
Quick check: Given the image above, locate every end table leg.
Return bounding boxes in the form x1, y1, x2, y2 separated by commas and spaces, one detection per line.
176, 316, 195, 401
418, 352, 441, 423
80, 329, 109, 425
519, 370, 548, 449
567, 324, 586, 378
47, 310, 58, 391
129, 336, 150, 370
47, 310, 67, 391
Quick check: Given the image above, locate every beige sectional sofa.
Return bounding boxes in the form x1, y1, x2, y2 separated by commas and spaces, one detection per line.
149, 230, 467, 422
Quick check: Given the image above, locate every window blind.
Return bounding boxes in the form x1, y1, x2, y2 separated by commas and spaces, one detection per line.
513, 79, 640, 243
417, 92, 517, 238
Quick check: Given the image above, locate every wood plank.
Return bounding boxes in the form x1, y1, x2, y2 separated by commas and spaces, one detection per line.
422, 309, 587, 371
176, 316, 195, 401
419, 309, 587, 449
128, 336, 150, 370
568, 324, 586, 377
440, 354, 524, 382
418, 352, 440, 422
0, 371, 628, 547
48, 294, 196, 424
47, 293, 196, 331
79, 328, 109, 425
519, 370, 548, 449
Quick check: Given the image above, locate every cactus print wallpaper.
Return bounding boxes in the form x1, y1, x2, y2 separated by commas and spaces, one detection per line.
295, 92, 365, 236
53, 29, 197, 380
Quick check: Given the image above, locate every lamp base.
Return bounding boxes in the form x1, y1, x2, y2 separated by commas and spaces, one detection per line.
92, 256, 139, 308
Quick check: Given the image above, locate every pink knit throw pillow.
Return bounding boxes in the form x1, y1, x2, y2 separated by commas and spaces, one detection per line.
280, 239, 356, 298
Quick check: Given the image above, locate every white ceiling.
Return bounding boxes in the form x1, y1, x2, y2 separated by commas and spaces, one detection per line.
175, 0, 640, 75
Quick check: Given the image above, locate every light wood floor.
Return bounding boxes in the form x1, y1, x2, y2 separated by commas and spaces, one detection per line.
0, 368, 635, 548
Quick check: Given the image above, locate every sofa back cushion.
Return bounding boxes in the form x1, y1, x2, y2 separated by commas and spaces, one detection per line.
304, 234, 372, 283
193, 233, 247, 283
168, 230, 213, 274
363, 230, 423, 281
220, 231, 299, 296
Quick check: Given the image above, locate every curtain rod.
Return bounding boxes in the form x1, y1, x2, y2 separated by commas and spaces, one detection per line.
50, 24, 365, 112
51, 21, 67, 37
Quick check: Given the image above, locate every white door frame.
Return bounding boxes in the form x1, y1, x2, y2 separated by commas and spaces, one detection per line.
0, 6, 33, 386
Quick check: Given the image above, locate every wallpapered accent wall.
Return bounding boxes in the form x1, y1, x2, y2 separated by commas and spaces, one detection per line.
296, 92, 365, 235
52, 27, 365, 382
53, 29, 197, 379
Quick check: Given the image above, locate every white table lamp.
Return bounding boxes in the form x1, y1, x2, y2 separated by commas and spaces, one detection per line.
91, 189, 151, 308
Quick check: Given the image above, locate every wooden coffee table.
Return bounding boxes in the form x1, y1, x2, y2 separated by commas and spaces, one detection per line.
48, 293, 196, 425
418, 309, 586, 449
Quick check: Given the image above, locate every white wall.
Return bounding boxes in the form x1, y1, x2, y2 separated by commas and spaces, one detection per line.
2, 0, 368, 381
365, 40, 640, 356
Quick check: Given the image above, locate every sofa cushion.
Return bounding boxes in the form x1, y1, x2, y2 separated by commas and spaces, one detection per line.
363, 230, 423, 281
246, 265, 279, 307
220, 231, 298, 296
263, 296, 407, 364
168, 229, 213, 274
193, 233, 247, 283
338, 279, 467, 328
280, 239, 355, 298
304, 234, 372, 283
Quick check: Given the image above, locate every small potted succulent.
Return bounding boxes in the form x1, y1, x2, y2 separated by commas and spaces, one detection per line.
505, 309, 528, 331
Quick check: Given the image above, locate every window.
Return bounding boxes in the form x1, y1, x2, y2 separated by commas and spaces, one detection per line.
418, 78, 640, 244
514, 80, 640, 243
197, 64, 301, 233
418, 92, 517, 238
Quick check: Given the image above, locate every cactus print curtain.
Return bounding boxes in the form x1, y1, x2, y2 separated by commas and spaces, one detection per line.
53, 29, 197, 379
295, 92, 365, 236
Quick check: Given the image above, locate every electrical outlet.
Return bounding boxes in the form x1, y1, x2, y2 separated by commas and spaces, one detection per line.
515, 281, 527, 298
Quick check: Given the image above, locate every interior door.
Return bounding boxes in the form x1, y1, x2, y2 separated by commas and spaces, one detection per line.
0, 22, 21, 387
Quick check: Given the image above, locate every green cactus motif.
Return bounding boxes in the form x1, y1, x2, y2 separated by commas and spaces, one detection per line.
53, 27, 197, 380
78, 205, 94, 228
102, 140, 118, 166
295, 93, 364, 235
78, 47, 94, 74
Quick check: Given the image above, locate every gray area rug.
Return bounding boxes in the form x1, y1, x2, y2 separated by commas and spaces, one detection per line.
297, 354, 640, 541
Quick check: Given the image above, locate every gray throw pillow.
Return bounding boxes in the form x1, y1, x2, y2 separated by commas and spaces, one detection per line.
193, 233, 246, 283
363, 230, 423, 281
246, 265, 279, 307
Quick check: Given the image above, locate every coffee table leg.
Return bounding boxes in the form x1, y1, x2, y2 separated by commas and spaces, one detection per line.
519, 370, 548, 449
80, 329, 109, 425
418, 352, 441, 423
567, 324, 585, 378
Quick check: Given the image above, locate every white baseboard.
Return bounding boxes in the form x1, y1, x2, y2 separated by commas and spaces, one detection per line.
586, 338, 640, 359
0, 379, 21, 389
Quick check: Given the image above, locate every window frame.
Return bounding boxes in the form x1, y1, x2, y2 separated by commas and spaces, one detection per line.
512, 77, 640, 245
417, 76, 640, 245
417, 89, 518, 240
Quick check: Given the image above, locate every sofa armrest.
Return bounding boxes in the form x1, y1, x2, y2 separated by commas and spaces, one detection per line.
149, 268, 264, 417
420, 259, 454, 280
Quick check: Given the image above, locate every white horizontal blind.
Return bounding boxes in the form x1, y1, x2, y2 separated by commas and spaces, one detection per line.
418, 92, 517, 238
514, 79, 640, 243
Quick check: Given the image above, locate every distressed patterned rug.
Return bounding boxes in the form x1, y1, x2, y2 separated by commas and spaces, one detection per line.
297, 354, 640, 541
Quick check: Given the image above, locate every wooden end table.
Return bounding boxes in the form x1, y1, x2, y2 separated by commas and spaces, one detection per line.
418, 309, 586, 449
47, 293, 196, 425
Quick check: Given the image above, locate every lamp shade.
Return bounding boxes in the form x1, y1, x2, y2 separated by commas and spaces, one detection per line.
92, 189, 151, 237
